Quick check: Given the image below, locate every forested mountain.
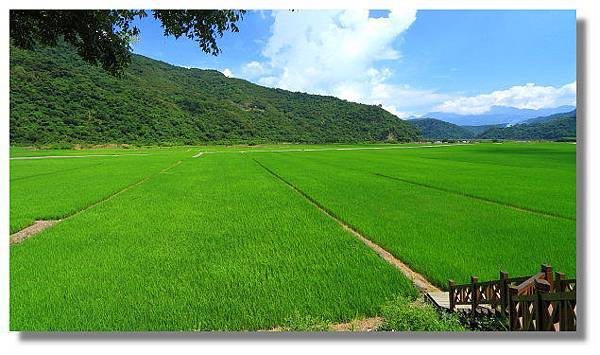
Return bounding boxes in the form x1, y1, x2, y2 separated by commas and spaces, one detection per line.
407, 118, 474, 140
462, 124, 507, 136
522, 110, 576, 125
408, 110, 576, 141
477, 110, 576, 140
10, 44, 419, 145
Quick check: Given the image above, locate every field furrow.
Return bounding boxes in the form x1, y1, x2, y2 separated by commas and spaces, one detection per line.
373, 172, 572, 221
9, 152, 189, 233
253, 158, 440, 293
284, 144, 575, 219
253, 150, 576, 286
10, 154, 416, 331
9, 143, 577, 331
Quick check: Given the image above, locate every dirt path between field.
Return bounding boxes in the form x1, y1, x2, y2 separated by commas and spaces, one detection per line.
265, 316, 384, 332
244, 143, 468, 154
254, 157, 442, 332
67, 160, 184, 221
10, 153, 149, 160
10, 220, 58, 245
329, 316, 384, 332
9, 160, 184, 246
252, 158, 440, 294
194, 143, 470, 156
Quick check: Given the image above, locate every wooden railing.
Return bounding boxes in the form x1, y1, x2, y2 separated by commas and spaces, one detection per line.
448, 272, 532, 316
447, 264, 576, 331
509, 270, 576, 331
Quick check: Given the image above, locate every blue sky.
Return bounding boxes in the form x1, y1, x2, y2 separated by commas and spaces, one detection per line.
131, 10, 576, 117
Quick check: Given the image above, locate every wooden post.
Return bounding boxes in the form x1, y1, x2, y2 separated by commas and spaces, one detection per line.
555, 272, 566, 292
535, 279, 551, 331
541, 264, 553, 285
448, 280, 456, 312
563, 296, 576, 331
500, 271, 509, 315
555, 272, 566, 331
508, 285, 519, 330
471, 276, 479, 319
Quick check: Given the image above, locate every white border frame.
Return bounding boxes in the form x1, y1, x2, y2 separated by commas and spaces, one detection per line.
2, 1, 598, 353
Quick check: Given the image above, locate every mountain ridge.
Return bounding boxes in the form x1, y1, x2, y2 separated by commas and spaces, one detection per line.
425, 105, 575, 126
10, 44, 420, 145
407, 118, 474, 140
477, 110, 576, 140
408, 110, 576, 141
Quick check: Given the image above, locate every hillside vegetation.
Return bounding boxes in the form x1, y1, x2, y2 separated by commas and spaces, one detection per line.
462, 124, 507, 136
478, 110, 576, 140
10, 44, 419, 145
522, 110, 576, 125
407, 118, 474, 140
409, 111, 576, 141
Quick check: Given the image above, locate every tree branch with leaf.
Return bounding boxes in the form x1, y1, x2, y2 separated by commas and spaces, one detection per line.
10, 10, 246, 76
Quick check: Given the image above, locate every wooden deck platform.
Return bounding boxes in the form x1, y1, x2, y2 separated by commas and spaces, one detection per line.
426, 291, 451, 309
425, 291, 494, 314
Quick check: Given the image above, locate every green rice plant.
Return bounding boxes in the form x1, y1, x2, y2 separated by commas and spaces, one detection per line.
10, 143, 576, 331
284, 143, 575, 219
9, 152, 189, 233
9, 143, 429, 157
9, 146, 196, 158
10, 154, 416, 331
253, 147, 576, 286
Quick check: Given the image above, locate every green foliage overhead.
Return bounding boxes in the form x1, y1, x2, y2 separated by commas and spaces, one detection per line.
10, 44, 420, 145
10, 10, 245, 75
477, 110, 576, 140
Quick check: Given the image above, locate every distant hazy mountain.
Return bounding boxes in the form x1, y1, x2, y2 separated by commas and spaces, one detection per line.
426, 105, 575, 126
407, 118, 474, 140
477, 110, 576, 140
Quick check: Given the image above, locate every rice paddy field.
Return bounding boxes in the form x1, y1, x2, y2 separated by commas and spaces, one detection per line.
9, 142, 577, 331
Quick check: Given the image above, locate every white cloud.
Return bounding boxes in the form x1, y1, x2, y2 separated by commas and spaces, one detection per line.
237, 9, 447, 117
222, 68, 234, 78
258, 10, 268, 19
241, 61, 266, 78
238, 10, 574, 117
330, 76, 450, 116
260, 9, 415, 93
382, 105, 409, 119
434, 82, 576, 115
